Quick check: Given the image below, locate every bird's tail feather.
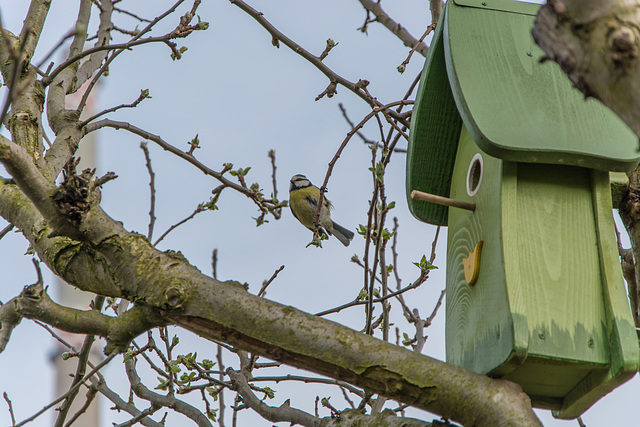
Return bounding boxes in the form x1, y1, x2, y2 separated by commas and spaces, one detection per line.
330, 222, 354, 247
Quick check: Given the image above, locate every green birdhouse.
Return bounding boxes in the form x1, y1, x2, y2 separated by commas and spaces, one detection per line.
406, 0, 640, 419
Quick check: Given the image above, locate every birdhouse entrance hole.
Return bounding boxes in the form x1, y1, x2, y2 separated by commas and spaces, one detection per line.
466, 153, 483, 197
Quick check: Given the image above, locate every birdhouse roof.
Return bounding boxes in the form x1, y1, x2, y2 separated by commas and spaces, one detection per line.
406, 0, 640, 226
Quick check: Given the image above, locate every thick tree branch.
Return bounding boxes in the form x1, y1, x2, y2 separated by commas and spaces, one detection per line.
19, 0, 51, 60
74, 0, 113, 92
0, 135, 68, 230
0, 282, 167, 353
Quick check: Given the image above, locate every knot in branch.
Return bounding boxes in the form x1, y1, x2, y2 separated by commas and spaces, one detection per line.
164, 283, 187, 309
609, 25, 638, 66
22, 282, 43, 300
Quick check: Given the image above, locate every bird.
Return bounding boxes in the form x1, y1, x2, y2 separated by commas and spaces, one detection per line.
289, 174, 354, 246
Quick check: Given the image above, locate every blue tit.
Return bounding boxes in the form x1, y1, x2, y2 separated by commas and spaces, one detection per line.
289, 174, 354, 246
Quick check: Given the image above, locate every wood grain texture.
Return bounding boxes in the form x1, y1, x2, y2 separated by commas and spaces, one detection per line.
507, 163, 607, 365
444, 1, 639, 171
552, 170, 640, 419
446, 125, 638, 416
406, 2, 462, 226
446, 125, 514, 374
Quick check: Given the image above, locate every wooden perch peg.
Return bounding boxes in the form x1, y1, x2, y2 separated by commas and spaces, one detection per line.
410, 190, 476, 211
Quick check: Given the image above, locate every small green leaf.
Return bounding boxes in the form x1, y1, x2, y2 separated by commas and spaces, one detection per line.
196, 15, 209, 31
206, 387, 219, 399
262, 386, 275, 400
199, 359, 215, 370
413, 255, 438, 272
155, 377, 169, 390
373, 161, 385, 183
189, 134, 200, 149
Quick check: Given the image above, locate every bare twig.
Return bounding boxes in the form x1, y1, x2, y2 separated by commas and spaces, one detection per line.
357, 0, 429, 57
314, 273, 432, 317
86, 119, 285, 219
54, 296, 104, 427
212, 249, 219, 280
257, 265, 285, 297
250, 375, 364, 398
91, 377, 163, 427
15, 352, 117, 427
338, 103, 376, 146
216, 344, 226, 427
113, 405, 160, 427
0, 223, 14, 240
63, 387, 98, 427
74, 0, 202, 114
397, 24, 436, 73
153, 186, 223, 246
3, 392, 15, 426
313, 100, 413, 239
80, 89, 151, 127
140, 142, 157, 241
268, 149, 278, 201
229, 0, 408, 125
227, 368, 319, 427
112, 4, 152, 23
34, 28, 79, 69
424, 289, 445, 329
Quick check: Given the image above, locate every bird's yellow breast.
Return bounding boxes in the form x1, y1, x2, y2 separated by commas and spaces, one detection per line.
290, 186, 332, 230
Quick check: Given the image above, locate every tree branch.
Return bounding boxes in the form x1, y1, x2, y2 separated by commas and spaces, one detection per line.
227, 368, 319, 427
125, 358, 213, 427
0, 282, 167, 354
357, 0, 429, 57
229, 0, 408, 124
